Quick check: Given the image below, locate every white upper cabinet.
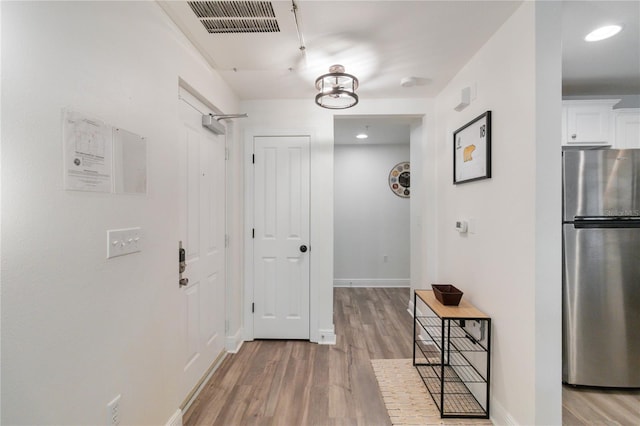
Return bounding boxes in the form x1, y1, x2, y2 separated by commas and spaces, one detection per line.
562, 100, 619, 146
613, 109, 640, 149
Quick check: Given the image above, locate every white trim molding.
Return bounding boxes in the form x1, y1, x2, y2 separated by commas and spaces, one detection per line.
165, 409, 183, 426
490, 396, 518, 425
244, 128, 318, 342
333, 278, 410, 288
225, 327, 244, 353
181, 353, 227, 415
243, 130, 255, 341
317, 328, 337, 345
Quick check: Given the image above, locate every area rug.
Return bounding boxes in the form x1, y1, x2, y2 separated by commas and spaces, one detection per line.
370, 359, 493, 426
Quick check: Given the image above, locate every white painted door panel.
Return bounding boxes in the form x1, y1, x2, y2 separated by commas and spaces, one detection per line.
179, 99, 225, 398
253, 136, 310, 339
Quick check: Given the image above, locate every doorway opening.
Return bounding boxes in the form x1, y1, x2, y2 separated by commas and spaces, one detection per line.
332, 114, 423, 312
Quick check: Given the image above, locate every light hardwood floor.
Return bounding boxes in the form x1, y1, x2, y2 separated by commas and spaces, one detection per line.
184, 287, 413, 425
183, 287, 640, 425
563, 385, 640, 425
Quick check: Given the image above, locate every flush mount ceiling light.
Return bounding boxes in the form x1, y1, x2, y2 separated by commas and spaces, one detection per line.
315, 64, 359, 109
585, 25, 622, 42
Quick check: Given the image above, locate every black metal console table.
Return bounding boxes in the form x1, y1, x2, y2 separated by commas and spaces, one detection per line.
413, 290, 491, 418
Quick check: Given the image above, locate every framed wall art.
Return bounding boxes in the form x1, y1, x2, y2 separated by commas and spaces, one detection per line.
453, 111, 491, 184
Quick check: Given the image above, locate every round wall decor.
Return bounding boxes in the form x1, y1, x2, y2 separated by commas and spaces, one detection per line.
389, 161, 410, 198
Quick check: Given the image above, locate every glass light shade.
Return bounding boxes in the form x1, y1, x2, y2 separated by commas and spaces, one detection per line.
315, 65, 359, 109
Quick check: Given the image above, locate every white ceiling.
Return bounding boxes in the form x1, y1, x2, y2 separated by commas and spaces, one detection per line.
159, 0, 640, 144
159, 0, 524, 100
562, 1, 640, 95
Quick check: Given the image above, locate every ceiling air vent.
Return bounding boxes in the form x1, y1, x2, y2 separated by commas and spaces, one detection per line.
188, 1, 280, 33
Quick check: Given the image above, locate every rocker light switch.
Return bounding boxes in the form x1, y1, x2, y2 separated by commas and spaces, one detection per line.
107, 227, 142, 258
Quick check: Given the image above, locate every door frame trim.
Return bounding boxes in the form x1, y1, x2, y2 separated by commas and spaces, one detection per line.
243, 129, 316, 342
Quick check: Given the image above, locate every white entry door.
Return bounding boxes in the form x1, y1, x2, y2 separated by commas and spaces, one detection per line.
253, 136, 310, 339
178, 97, 226, 398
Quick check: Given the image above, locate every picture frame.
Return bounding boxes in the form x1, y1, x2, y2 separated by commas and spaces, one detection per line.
453, 111, 491, 184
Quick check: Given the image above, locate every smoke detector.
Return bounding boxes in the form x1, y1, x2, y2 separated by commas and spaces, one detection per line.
400, 77, 417, 88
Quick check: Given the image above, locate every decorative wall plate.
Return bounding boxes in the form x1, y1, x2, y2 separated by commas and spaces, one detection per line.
389, 161, 410, 198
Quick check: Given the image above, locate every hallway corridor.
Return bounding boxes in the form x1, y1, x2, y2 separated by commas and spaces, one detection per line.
183, 288, 412, 425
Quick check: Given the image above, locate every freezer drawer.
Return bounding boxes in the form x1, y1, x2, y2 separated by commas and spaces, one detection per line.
563, 149, 640, 221
563, 224, 640, 387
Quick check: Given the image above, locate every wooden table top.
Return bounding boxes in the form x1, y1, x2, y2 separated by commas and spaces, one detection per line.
415, 290, 489, 319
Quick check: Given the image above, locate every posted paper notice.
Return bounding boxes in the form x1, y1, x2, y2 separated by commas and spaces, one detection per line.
63, 110, 113, 192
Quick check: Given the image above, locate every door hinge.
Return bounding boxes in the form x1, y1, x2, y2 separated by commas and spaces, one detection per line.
225, 234, 229, 248
252, 154, 255, 164
225, 148, 229, 160
252, 302, 255, 313
225, 320, 229, 333
252, 228, 255, 239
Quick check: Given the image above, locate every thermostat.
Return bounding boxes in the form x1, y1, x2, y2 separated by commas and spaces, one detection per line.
455, 220, 468, 233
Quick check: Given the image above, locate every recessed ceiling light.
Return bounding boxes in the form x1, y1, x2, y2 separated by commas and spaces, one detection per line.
356, 125, 369, 139
585, 25, 622, 42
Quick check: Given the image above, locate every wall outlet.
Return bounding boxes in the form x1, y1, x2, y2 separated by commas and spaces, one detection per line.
107, 394, 121, 426
463, 319, 485, 342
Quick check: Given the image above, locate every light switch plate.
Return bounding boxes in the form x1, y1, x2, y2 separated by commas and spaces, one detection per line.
107, 227, 142, 258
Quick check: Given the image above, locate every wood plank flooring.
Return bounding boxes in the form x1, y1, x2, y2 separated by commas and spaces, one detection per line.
563, 385, 640, 425
183, 287, 413, 426
183, 287, 640, 425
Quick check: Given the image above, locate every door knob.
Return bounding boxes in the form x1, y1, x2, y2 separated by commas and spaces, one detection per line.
300, 245, 308, 253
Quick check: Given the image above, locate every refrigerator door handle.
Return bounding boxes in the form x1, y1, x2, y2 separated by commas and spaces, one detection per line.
573, 217, 640, 229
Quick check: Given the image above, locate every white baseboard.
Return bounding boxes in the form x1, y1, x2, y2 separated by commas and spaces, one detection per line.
412, 301, 427, 318
334, 278, 410, 288
491, 396, 517, 425
225, 327, 244, 353
181, 352, 227, 415
317, 328, 336, 345
409, 301, 433, 343
165, 409, 183, 426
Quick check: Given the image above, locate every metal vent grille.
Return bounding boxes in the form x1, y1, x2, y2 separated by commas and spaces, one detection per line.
201, 18, 280, 33
188, 1, 280, 33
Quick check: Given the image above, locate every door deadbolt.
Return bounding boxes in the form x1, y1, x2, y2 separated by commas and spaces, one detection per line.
179, 241, 188, 287
179, 248, 186, 273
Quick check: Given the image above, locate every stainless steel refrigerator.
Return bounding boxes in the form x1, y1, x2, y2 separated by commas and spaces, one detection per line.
563, 149, 640, 388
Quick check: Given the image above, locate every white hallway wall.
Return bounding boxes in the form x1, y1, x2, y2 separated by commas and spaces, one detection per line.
334, 143, 410, 287
1, 2, 242, 424
0, 2, 563, 424
425, 2, 562, 425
